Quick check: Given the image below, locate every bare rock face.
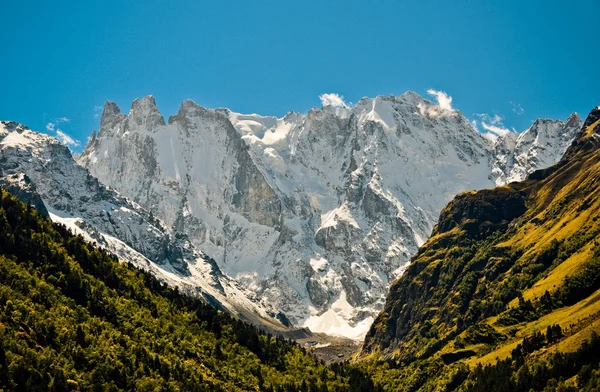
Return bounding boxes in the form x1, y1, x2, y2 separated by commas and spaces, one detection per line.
76, 92, 581, 339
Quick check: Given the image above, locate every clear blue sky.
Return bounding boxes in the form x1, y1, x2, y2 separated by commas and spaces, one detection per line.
1, 0, 598, 150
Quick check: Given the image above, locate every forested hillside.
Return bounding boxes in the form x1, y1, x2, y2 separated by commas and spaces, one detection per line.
359, 107, 600, 391
0, 188, 377, 392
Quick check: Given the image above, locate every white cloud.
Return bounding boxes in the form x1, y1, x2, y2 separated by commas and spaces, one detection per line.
319, 93, 348, 108
470, 119, 479, 131
44, 116, 79, 148
56, 130, 81, 148
488, 114, 503, 125
474, 113, 513, 140
418, 89, 457, 117
510, 101, 524, 115
481, 122, 511, 137
426, 89, 454, 111
45, 116, 70, 133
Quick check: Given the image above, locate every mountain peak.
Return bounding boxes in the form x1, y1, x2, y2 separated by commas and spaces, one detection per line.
583, 106, 600, 130
76, 93, 579, 340
129, 95, 165, 127
178, 99, 204, 115
100, 101, 123, 128
565, 112, 581, 126
103, 100, 121, 115
398, 90, 425, 104
283, 110, 301, 123
1, 120, 30, 134
130, 95, 155, 112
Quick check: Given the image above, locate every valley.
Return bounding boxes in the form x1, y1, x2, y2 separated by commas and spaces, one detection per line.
1, 97, 599, 391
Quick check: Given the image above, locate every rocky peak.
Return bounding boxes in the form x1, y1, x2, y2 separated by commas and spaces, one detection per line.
563, 107, 600, 159
0, 120, 30, 139
178, 99, 203, 114
129, 95, 165, 128
100, 101, 124, 129
283, 110, 301, 123
565, 112, 582, 129
527, 118, 564, 137
399, 90, 423, 102
168, 99, 207, 127
583, 106, 600, 130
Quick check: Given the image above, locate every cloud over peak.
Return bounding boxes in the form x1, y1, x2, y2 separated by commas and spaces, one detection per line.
418, 88, 456, 117
319, 93, 348, 108
473, 113, 514, 141
426, 89, 454, 111
56, 130, 80, 148
45, 117, 80, 149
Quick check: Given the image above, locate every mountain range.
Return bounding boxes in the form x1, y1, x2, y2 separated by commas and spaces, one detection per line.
0, 91, 582, 340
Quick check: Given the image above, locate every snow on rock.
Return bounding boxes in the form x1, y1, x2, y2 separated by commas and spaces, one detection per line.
72, 92, 581, 340
489, 113, 582, 185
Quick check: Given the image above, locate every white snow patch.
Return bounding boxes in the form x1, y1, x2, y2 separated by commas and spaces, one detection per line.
303, 291, 374, 340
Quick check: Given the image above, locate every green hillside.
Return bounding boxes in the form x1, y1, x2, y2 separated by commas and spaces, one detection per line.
360, 108, 600, 391
0, 188, 379, 392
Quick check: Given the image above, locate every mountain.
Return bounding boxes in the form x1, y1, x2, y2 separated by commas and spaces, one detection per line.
77, 92, 581, 339
0, 187, 378, 391
360, 107, 600, 391
0, 120, 289, 330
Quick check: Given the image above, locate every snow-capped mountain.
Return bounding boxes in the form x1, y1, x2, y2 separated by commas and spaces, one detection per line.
75, 92, 581, 339
0, 120, 290, 330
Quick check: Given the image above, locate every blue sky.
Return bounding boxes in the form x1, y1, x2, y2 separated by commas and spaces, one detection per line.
1, 0, 598, 150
